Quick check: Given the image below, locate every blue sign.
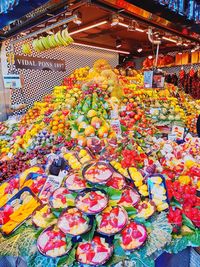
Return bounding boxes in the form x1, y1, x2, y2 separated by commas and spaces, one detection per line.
156, 0, 200, 22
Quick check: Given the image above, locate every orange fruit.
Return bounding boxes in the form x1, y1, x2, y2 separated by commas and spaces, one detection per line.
53, 115, 60, 121
58, 123, 64, 129
53, 121, 59, 126
59, 128, 64, 133
52, 125, 58, 131
84, 126, 95, 137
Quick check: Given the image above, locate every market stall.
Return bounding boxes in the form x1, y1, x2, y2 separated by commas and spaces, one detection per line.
0, 1, 200, 267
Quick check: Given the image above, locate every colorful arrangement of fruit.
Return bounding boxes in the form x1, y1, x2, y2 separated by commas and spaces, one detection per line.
0, 59, 199, 266
0, 187, 41, 235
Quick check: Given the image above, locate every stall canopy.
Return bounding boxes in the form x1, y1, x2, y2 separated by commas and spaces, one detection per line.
0, 0, 200, 57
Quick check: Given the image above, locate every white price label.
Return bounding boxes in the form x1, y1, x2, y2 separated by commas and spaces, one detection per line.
8, 152, 13, 159
30, 157, 37, 166
59, 170, 68, 178
168, 133, 176, 141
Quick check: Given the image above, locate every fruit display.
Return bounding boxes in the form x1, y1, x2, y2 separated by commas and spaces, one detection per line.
0, 59, 199, 266
120, 221, 147, 251
37, 226, 70, 257
0, 188, 41, 235
75, 189, 108, 214
76, 236, 113, 265
57, 207, 91, 236
96, 206, 128, 235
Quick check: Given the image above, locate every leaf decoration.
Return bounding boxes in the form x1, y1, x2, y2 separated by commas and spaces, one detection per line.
113, 239, 126, 257
182, 214, 196, 230
145, 212, 172, 256
164, 236, 188, 254
82, 219, 97, 242
170, 197, 182, 209
0, 225, 37, 257
66, 244, 78, 266
124, 206, 137, 217
103, 187, 122, 201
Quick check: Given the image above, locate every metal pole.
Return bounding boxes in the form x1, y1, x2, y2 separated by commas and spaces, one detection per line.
155, 43, 160, 68
11, 14, 77, 45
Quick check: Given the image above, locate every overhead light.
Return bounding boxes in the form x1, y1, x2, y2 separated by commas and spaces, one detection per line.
73, 11, 82, 25
116, 39, 122, 48
111, 14, 120, 26
191, 48, 196, 52
46, 30, 53, 35
73, 42, 130, 54
69, 20, 107, 35
20, 32, 27, 36
118, 22, 144, 32
148, 55, 153, 59
183, 43, 189, 47
178, 51, 182, 55
128, 20, 137, 31
137, 47, 143, 53
162, 36, 177, 43
177, 38, 182, 46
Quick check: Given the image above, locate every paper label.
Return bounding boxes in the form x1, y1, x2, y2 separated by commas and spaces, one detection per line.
58, 169, 69, 178
8, 152, 13, 159
172, 125, 185, 140
168, 133, 176, 141
39, 175, 64, 203
110, 109, 119, 120
30, 157, 37, 166
110, 120, 122, 137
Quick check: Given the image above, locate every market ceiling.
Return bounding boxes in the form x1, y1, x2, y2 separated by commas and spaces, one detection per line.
1, 0, 200, 56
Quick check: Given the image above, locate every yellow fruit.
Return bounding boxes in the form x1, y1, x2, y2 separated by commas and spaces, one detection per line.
77, 136, 87, 147
97, 126, 108, 138
91, 117, 102, 129
58, 123, 64, 129
87, 110, 97, 118
84, 126, 95, 137
71, 129, 79, 138
78, 121, 88, 131
52, 121, 59, 126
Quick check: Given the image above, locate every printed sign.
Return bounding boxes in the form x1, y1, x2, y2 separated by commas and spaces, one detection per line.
171, 125, 185, 140
39, 175, 64, 203
3, 75, 22, 89
15, 55, 66, 72
110, 120, 122, 137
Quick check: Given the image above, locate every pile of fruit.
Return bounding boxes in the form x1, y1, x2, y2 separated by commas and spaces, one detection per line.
0, 59, 199, 267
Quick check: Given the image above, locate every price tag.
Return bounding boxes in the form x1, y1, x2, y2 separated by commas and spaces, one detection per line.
58, 169, 68, 178
30, 157, 37, 166
39, 175, 64, 203
8, 152, 13, 159
110, 120, 122, 137
110, 109, 119, 119
168, 133, 176, 141
171, 125, 185, 140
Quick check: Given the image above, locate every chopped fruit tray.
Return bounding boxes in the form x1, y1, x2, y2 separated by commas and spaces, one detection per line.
65, 172, 87, 192
83, 161, 113, 184
49, 187, 71, 209
136, 200, 156, 219
106, 172, 126, 190
57, 207, 92, 236
32, 204, 57, 228
148, 174, 169, 212
118, 186, 140, 208
37, 226, 71, 258
76, 236, 113, 265
96, 206, 128, 235
75, 189, 108, 215
0, 187, 41, 235
120, 221, 147, 251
